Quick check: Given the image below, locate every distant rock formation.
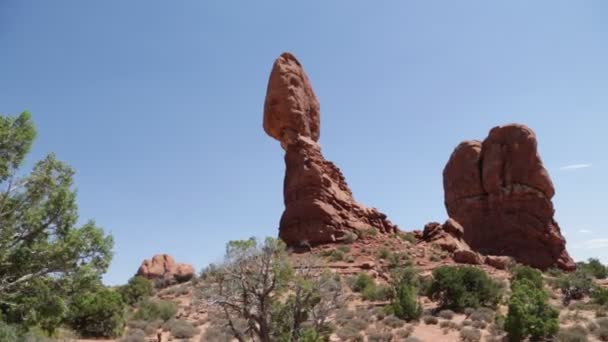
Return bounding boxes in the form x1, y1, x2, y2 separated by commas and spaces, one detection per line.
137, 254, 194, 287
443, 124, 575, 270
419, 219, 513, 269
264, 52, 398, 247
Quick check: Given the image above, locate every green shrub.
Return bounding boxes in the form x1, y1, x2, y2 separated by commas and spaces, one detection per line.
120, 328, 146, 342
168, 319, 200, 338
423, 315, 438, 324
460, 327, 482, 342
511, 265, 543, 289
557, 325, 589, 342
337, 245, 350, 254
0, 322, 18, 341
133, 299, 177, 322
378, 247, 390, 260
359, 228, 378, 239
427, 266, 503, 311
593, 287, 608, 305
349, 274, 374, 293
404, 337, 422, 342
119, 276, 153, 306
367, 329, 393, 342
362, 284, 392, 301
391, 267, 422, 321
470, 307, 495, 323
504, 279, 558, 342
336, 326, 364, 341
382, 315, 405, 328
438, 309, 455, 320
578, 259, 608, 279
328, 249, 345, 262
558, 269, 595, 303
398, 231, 417, 243
68, 287, 126, 338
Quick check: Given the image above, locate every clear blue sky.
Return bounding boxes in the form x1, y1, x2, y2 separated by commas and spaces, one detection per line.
1, 1, 607, 285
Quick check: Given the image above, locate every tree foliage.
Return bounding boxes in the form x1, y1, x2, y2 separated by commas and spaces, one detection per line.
504, 279, 558, 342
198, 237, 344, 342
119, 276, 153, 306
67, 287, 125, 337
390, 267, 422, 321
0, 112, 113, 334
426, 266, 503, 311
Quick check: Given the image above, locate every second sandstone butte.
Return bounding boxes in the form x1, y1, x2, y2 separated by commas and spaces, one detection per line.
264, 52, 397, 247
443, 124, 575, 270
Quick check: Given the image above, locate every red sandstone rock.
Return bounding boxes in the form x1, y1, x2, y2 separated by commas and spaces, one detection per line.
137, 254, 194, 287
421, 219, 483, 265
264, 52, 320, 149
443, 124, 575, 271
264, 53, 398, 247
485, 255, 512, 270
453, 249, 484, 265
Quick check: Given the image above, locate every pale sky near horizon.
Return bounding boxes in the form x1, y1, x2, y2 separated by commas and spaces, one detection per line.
1, 1, 607, 285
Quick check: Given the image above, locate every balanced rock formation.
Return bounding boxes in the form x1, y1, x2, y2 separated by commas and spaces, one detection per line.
264, 52, 398, 247
443, 124, 575, 270
137, 254, 194, 287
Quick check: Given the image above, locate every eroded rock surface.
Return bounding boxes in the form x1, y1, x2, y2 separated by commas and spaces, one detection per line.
421, 219, 483, 265
137, 254, 194, 287
264, 52, 398, 247
443, 124, 575, 270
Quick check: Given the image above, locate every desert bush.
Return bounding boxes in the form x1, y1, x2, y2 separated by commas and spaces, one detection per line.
557, 325, 589, 342
382, 315, 405, 328
67, 287, 125, 338
557, 269, 595, 303
464, 307, 475, 316
120, 328, 146, 342
470, 307, 495, 323
511, 265, 544, 289
0, 322, 18, 341
346, 318, 369, 332
462, 319, 473, 327
202, 324, 234, 342
367, 328, 393, 342
328, 249, 345, 262
362, 283, 392, 301
440, 320, 459, 330
438, 309, 455, 320
359, 227, 378, 239
119, 276, 153, 306
398, 231, 417, 243
460, 327, 482, 342
169, 319, 200, 338
334, 309, 356, 326
578, 258, 608, 279
471, 320, 487, 329
427, 266, 503, 311
404, 338, 422, 342
391, 267, 422, 321
378, 247, 391, 260
395, 325, 414, 338
133, 299, 176, 322
504, 279, 558, 342
593, 287, 608, 306
547, 267, 565, 277
423, 315, 438, 324
349, 273, 374, 293
344, 231, 358, 243
336, 326, 364, 342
